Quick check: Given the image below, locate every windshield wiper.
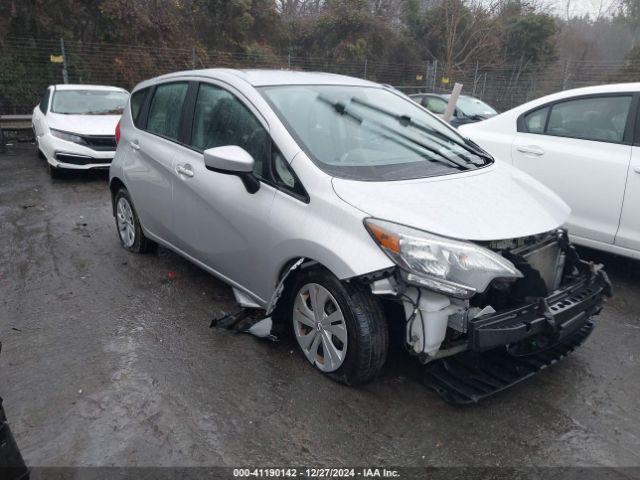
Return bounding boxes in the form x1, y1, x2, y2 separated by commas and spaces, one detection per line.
318, 96, 470, 171
349, 97, 492, 165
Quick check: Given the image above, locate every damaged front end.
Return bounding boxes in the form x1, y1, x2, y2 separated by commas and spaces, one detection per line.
364, 224, 611, 403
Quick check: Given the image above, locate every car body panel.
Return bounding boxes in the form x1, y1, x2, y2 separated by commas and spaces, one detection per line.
111, 69, 573, 306
460, 82, 640, 258
617, 145, 640, 252
332, 163, 570, 241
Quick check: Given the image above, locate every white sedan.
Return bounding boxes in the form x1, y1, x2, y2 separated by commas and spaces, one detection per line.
32, 84, 129, 178
459, 83, 640, 260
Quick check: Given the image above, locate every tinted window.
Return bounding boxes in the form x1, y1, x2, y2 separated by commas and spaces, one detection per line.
39, 89, 50, 114
51, 90, 128, 115
547, 96, 632, 143
191, 83, 269, 179
130, 88, 147, 127
524, 107, 549, 134
261, 85, 490, 181
147, 82, 188, 141
272, 148, 306, 199
424, 96, 447, 115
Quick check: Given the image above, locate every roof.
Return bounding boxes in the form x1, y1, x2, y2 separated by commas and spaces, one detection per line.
149, 68, 379, 88
52, 84, 128, 92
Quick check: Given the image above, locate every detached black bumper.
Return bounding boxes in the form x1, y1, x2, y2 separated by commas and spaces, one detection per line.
468, 267, 611, 353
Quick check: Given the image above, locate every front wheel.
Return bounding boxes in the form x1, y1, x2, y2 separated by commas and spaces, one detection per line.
289, 269, 388, 385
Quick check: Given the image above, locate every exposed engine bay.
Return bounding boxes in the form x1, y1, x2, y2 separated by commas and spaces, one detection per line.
368, 229, 611, 363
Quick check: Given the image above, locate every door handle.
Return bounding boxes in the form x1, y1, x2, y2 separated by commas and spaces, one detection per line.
129, 140, 140, 151
634, 166, 640, 174
515, 145, 544, 156
176, 163, 194, 178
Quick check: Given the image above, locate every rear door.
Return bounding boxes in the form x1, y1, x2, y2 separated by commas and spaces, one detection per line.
511, 94, 635, 244
124, 81, 189, 244
617, 108, 640, 253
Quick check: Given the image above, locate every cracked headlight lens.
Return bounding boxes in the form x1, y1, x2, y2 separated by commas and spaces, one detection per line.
365, 218, 522, 298
50, 128, 88, 146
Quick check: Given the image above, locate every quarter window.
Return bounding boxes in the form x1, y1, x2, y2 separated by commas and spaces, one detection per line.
190, 83, 270, 179
524, 107, 549, 134
546, 96, 632, 143
130, 88, 148, 128
146, 82, 189, 141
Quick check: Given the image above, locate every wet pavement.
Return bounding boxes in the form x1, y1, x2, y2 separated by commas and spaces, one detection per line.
1, 145, 639, 468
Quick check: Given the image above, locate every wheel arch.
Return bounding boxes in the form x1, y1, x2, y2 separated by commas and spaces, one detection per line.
109, 177, 126, 216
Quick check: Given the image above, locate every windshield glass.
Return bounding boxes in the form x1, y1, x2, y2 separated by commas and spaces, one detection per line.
451, 95, 497, 117
51, 90, 129, 115
261, 85, 492, 181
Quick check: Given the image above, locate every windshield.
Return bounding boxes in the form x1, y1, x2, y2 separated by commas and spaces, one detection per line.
450, 95, 497, 117
261, 85, 492, 181
51, 90, 129, 115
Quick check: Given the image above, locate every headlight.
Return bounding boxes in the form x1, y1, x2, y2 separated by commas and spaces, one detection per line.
50, 128, 88, 146
364, 218, 522, 298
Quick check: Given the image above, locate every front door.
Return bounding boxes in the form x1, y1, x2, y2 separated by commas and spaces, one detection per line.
512, 94, 633, 244
617, 144, 640, 253
172, 81, 276, 302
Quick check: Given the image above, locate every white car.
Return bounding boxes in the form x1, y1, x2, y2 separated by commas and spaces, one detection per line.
32, 84, 129, 178
459, 84, 640, 260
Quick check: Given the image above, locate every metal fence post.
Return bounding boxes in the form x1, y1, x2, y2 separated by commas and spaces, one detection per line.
60, 38, 69, 84
472, 60, 479, 96
288, 53, 291, 69
432, 59, 438, 91
192, 46, 196, 69
364, 58, 367, 79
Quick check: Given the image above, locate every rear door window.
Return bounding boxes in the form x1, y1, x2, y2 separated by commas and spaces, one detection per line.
546, 96, 632, 143
146, 82, 189, 141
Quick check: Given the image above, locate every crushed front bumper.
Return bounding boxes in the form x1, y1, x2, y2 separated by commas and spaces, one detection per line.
468, 267, 611, 353
423, 264, 611, 404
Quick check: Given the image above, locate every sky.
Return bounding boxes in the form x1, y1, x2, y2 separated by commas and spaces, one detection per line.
550, 0, 620, 19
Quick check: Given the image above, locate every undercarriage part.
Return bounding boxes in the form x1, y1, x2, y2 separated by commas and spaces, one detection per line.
422, 320, 595, 404
210, 309, 277, 341
402, 287, 462, 356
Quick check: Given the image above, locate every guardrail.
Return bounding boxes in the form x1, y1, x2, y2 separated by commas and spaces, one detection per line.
0, 114, 33, 145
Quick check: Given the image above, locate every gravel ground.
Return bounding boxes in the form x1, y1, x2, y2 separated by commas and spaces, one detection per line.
1, 145, 639, 468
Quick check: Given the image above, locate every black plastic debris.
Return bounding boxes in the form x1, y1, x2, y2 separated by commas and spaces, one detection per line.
210, 309, 278, 342
423, 320, 595, 405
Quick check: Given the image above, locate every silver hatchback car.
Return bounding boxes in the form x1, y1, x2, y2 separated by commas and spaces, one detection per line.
110, 69, 609, 400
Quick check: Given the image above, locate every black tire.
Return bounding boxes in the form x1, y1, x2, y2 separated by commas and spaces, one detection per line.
114, 188, 158, 254
288, 268, 388, 385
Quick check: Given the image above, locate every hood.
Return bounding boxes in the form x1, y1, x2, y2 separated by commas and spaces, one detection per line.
332, 163, 570, 241
47, 113, 121, 136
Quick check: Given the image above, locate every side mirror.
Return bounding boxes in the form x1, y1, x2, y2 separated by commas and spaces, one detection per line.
203, 146, 260, 194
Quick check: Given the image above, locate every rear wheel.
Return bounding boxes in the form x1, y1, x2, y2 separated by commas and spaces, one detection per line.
114, 188, 157, 254
289, 269, 388, 385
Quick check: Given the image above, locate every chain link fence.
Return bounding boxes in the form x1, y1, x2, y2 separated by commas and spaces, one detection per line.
2, 37, 639, 115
